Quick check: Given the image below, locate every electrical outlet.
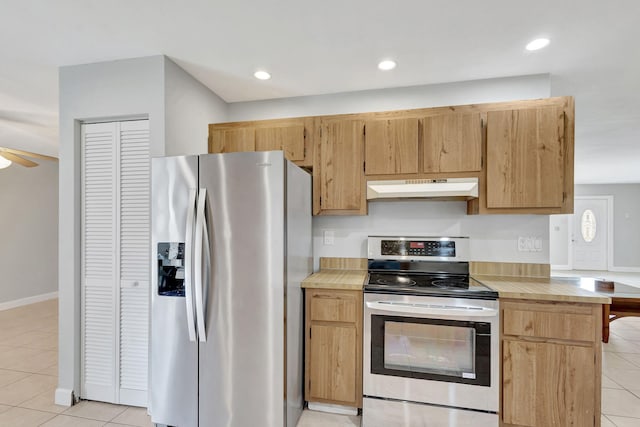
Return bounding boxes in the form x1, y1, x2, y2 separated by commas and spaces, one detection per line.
533, 237, 542, 252
323, 230, 334, 245
518, 237, 527, 252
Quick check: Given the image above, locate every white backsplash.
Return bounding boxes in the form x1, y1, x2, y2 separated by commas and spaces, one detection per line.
312, 201, 549, 271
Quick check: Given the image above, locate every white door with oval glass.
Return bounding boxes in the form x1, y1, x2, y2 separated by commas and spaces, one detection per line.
572, 197, 609, 270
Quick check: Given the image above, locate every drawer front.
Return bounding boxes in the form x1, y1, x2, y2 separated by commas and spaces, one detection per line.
502, 301, 596, 342
309, 290, 358, 323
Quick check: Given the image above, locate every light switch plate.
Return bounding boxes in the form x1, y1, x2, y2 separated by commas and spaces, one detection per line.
323, 230, 334, 245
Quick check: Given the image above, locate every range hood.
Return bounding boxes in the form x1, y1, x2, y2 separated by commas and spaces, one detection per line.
367, 177, 479, 201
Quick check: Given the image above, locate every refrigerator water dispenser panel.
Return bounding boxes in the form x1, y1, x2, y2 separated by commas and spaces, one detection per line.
158, 242, 185, 296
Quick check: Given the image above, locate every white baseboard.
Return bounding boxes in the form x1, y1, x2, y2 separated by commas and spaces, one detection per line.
610, 266, 640, 273
0, 291, 58, 312
308, 402, 358, 416
551, 264, 571, 271
55, 388, 74, 406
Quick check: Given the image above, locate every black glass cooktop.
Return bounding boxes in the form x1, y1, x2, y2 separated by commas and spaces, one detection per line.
366, 272, 498, 300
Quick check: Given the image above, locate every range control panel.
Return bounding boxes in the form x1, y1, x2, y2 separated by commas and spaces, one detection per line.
368, 236, 469, 261
381, 239, 456, 257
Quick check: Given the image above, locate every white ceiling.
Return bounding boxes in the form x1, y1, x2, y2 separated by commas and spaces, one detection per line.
1, 0, 639, 183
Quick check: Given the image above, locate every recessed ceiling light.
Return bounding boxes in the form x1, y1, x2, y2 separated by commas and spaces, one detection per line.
254, 70, 271, 80
378, 60, 397, 71
526, 38, 550, 51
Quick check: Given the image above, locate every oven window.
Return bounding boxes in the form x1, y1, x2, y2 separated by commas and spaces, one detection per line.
384, 322, 474, 377
371, 315, 491, 386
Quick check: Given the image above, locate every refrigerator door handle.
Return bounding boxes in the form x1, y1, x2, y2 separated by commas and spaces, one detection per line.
184, 189, 198, 342
194, 187, 208, 342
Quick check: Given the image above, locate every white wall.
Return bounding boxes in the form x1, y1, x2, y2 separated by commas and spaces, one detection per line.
313, 201, 549, 270
0, 161, 58, 304
227, 74, 551, 121
578, 185, 640, 270
57, 55, 227, 405
549, 214, 571, 268
550, 185, 640, 271
58, 55, 165, 405
164, 58, 228, 155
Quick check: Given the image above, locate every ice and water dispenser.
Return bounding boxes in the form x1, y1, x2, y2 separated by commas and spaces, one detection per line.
157, 242, 186, 296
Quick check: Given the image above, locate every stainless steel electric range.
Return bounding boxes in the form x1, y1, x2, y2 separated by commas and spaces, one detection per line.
363, 236, 499, 427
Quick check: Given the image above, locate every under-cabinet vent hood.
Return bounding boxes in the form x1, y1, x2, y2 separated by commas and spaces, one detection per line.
367, 177, 479, 201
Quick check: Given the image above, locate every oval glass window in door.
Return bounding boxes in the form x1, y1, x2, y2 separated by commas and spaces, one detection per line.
581, 209, 597, 243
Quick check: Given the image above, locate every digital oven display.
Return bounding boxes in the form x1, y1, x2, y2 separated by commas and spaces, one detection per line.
381, 240, 456, 257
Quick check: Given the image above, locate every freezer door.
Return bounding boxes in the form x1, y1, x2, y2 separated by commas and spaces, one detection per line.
198, 151, 286, 427
150, 156, 198, 427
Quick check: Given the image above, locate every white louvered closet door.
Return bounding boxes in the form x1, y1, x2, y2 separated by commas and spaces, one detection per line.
81, 119, 150, 407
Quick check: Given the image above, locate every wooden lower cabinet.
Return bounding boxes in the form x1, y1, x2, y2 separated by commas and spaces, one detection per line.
501, 300, 601, 427
305, 289, 363, 408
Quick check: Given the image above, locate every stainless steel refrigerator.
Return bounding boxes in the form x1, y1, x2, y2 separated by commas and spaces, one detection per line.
150, 151, 311, 427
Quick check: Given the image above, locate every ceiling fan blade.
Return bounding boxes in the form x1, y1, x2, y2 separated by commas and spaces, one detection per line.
0, 152, 38, 167
1, 147, 58, 162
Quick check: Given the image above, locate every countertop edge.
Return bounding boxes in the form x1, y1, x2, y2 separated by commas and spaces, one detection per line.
473, 275, 612, 304
301, 269, 367, 291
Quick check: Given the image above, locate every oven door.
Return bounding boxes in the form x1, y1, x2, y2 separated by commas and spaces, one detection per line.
363, 293, 499, 413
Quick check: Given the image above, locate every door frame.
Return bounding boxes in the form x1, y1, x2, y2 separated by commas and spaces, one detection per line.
568, 195, 614, 271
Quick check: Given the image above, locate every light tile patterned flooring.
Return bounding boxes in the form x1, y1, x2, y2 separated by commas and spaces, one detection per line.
5, 271, 640, 427
0, 299, 152, 427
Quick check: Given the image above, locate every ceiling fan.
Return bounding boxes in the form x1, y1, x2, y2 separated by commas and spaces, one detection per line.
0, 147, 58, 169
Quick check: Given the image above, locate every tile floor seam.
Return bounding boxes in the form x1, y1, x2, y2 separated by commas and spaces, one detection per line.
60, 410, 125, 423
44, 414, 110, 426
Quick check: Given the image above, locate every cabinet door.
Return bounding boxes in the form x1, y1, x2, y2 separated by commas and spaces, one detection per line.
317, 120, 365, 213
502, 339, 595, 426
209, 128, 255, 153
308, 323, 358, 404
364, 118, 418, 175
255, 125, 305, 161
422, 113, 482, 173
486, 106, 565, 208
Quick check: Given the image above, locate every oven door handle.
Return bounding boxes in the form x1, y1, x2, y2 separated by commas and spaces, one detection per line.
366, 301, 498, 317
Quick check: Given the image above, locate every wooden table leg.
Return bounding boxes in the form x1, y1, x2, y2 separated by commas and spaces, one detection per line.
603, 304, 610, 343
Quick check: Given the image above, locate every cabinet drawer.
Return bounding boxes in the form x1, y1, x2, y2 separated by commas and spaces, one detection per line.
309, 290, 358, 323
502, 301, 596, 342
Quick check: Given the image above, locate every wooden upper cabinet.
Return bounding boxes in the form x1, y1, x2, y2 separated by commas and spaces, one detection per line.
209, 120, 312, 166
209, 128, 255, 153
255, 125, 305, 161
316, 119, 366, 214
486, 106, 565, 209
208, 96, 574, 216
422, 113, 482, 173
364, 118, 419, 175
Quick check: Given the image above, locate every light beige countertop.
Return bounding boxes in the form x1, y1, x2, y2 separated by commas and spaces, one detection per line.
473, 275, 611, 304
301, 269, 367, 290
300, 257, 611, 303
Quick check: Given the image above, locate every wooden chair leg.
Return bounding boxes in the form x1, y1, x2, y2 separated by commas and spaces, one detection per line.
602, 304, 610, 343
